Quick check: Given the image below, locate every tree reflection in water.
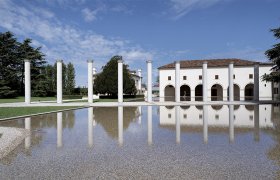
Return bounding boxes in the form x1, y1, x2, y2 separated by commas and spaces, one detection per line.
93, 107, 139, 139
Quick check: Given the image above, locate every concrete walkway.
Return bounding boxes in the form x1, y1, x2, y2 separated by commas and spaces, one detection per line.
0, 100, 279, 107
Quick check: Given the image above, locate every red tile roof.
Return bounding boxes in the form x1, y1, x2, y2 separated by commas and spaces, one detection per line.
158, 59, 272, 69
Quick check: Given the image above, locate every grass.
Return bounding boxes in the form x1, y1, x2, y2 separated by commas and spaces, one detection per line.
0, 96, 57, 103
0, 106, 80, 119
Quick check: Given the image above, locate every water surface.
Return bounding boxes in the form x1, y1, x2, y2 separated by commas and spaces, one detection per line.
0, 105, 280, 179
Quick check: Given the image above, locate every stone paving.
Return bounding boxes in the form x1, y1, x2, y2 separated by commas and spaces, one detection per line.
0, 127, 30, 159
0, 100, 279, 108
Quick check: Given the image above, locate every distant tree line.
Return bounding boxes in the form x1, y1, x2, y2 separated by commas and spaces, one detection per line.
0, 31, 76, 98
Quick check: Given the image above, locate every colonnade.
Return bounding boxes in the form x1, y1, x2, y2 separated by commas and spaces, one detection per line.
172, 61, 259, 102
24, 58, 148, 104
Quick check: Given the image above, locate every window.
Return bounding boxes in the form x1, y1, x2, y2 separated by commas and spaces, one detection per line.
168, 76, 171, 80
264, 84, 266, 87
233, 74, 235, 79
183, 114, 187, 119
199, 75, 202, 80
215, 114, 219, 120
249, 115, 253, 121
183, 76, 187, 80
215, 75, 219, 79
274, 88, 279, 94
168, 114, 171, 118
199, 114, 202, 119
249, 74, 253, 79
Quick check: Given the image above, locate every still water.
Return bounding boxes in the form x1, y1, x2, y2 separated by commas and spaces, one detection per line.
0, 105, 280, 179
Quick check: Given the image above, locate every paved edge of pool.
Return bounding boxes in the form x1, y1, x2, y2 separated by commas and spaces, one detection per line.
0, 107, 87, 122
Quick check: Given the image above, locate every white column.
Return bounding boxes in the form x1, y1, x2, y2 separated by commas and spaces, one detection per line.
228, 62, 234, 101
118, 59, 123, 103
147, 60, 152, 103
229, 105, 234, 143
175, 106, 180, 144
254, 64, 260, 101
191, 89, 195, 101
57, 112, 63, 148
88, 107, 93, 147
118, 106, 123, 146
147, 106, 152, 145
138, 69, 142, 94
24, 60, 31, 104
24, 117, 31, 149
240, 89, 245, 101
203, 105, 208, 144
87, 60, 93, 103
203, 62, 208, 102
57, 60, 63, 104
175, 61, 180, 102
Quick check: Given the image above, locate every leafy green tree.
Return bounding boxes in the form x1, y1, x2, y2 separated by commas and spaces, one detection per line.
65, 62, 75, 95
0, 31, 45, 97
93, 55, 137, 97
263, 27, 280, 82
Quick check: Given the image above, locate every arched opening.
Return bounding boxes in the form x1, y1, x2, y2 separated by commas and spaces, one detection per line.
165, 106, 174, 109
211, 84, 223, 101
195, 85, 203, 101
180, 85, 191, 101
195, 105, 203, 110
211, 105, 223, 110
245, 105, 254, 111
180, 106, 190, 110
164, 85, 175, 101
245, 84, 254, 100
227, 84, 241, 101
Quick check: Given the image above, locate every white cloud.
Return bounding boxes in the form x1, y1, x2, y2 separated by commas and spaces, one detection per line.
0, 0, 153, 86
169, 0, 230, 19
81, 8, 97, 22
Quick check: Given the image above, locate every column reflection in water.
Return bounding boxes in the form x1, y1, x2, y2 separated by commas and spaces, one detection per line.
57, 112, 63, 148
254, 105, 260, 142
118, 106, 123, 146
203, 105, 208, 144
24, 117, 31, 149
175, 106, 180, 144
88, 107, 93, 147
229, 105, 234, 143
138, 106, 142, 124
147, 106, 152, 145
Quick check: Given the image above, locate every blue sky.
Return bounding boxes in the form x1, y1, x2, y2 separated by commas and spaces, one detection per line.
0, 0, 279, 86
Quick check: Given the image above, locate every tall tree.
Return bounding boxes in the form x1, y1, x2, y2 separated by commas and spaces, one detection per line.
65, 62, 75, 95
93, 55, 137, 97
0, 31, 45, 97
263, 27, 280, 82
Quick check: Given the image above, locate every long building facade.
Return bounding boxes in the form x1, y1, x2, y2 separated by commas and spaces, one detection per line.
158, 59, 276, 102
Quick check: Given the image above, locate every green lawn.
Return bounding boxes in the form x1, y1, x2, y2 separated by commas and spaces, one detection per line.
0, 106, 80, 119
0, 96, 57, 103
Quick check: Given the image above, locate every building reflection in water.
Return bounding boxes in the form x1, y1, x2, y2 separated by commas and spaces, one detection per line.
148, 106, 152, 145
88, 107, 94, 148
160, 104, 273, 143
229, 105, 234, 143
138, 106, 142, 124
254, 105, 260, 142
57, 112, 63, 148
118, 106, 123, 146
203, 105, 208, 144
176, 106, 180, 144
24, 117, 31, 149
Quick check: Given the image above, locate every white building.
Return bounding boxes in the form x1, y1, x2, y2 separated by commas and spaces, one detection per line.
158, 59, 277, 101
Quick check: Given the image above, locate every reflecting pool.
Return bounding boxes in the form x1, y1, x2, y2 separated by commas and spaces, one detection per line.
0, 105, 280, 179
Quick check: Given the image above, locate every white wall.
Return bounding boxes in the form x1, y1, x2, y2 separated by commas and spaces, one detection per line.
159, 65, 273, 101
159, 105, 273, 128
